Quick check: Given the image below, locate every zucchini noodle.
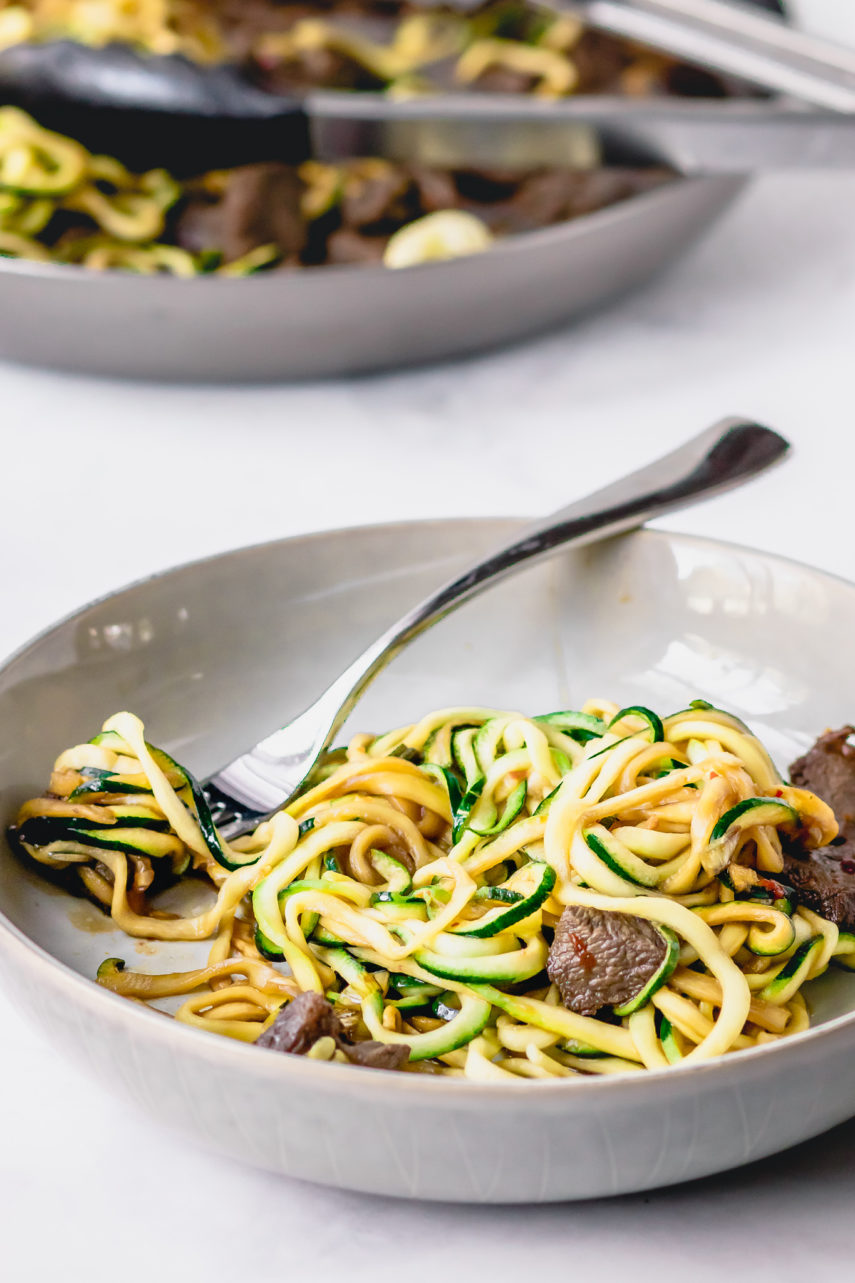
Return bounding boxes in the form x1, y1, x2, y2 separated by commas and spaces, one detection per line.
0, 107, 284, 276
0, 1, 585, 90
11, 697, 849, 1080
0, 0, 225, 60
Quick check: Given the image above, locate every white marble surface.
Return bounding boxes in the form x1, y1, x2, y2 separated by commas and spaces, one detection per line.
5, 4, 855, 1278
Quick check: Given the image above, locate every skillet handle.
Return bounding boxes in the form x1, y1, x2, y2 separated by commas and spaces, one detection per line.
0, 40, 311, 173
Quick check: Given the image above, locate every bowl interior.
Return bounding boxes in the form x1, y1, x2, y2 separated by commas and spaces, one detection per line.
1, 521, 853, 1025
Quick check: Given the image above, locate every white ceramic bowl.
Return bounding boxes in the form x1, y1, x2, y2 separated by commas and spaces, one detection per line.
1, 520, 854, 1202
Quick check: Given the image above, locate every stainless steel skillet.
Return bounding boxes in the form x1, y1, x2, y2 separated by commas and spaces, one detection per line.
0, 0, 808, 380
0, 173, 746, 380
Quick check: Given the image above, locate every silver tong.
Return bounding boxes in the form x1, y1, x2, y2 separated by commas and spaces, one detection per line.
325, 0, 855, 170
572, 0, 855, 112
2, 0, 855, 173
328, 0, 852, 171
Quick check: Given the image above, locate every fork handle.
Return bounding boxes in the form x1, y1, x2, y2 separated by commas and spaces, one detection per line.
237, 416, 788, 810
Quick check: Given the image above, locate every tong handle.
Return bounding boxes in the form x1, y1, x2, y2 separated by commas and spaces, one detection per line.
582, 0, 855, 111
0, 41, 311, 172
627, 0, 855, 77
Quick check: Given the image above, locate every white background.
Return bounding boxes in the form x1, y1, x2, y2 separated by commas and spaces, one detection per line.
3, 3, 855, 1279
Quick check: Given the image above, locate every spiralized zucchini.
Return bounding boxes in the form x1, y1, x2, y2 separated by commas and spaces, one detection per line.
0, 106, 497, 276
0, 0, 224, 60
13, 699, 852, 1079
0, 1, 585, 90
0, 106, 296, 276
0, 107, 198, 271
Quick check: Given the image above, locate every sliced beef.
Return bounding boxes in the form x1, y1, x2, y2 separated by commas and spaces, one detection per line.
571, 30, 739, 98
783, 727, 855, 930
790, 726, 855, 841
256, 990, 341, 1054
409, 167, 460, 216
782, 849, 855, 929
547, 904, 666, 1016
452, 167, 673, 238
325, 228, 388, 264
570, 31, 636, 94
176, 163, 307, 263
344, 1039, 410, 1069
254, 46, 388, 93
340, 162, 411, 229
465, 67, 540, 95
555, 168, 673, 217
256, 990, 410, 1069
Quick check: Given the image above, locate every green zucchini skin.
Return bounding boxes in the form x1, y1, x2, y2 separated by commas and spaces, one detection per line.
69, 768, 151, 798
562, 1039, 608, 1059
381, 974, 445, 1011
473, 719, 508, 777
533, 784, 561, 816
608, 706, 664, 745
450, 728, 481, 788
710, 797, 799, 844
150, 743, 245, 871
87, 731, 248, 872
423, 764, 463, 817
369, 850, 412, 893
652, 757, 690, 778
469, 780, 528, 838
311, 926, 347, 947
533, 711, 606, 743
746, 915, 796, 958
255, 925, 285, 961
17, 815, 181, 860
452, 862, 555, 938
760, 937, 823, 1003
718, 869, 795, 915
658, 1015, 683, 1064
583, 828, 658, 889
368, 897, 428, 924
715, 873, 797, 956
414, 934, 547, 984
316, 946, 378, 998
473, 885, 523, 905
362, 990, 491, 1061
613, 927, 680, 1016
451, 778, 485, 843
421, 726, 454, 770
835, 932, 855, 970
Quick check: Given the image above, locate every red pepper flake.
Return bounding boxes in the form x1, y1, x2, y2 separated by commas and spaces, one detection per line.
773, 789, 784, 798
709, 772, 718, 780
568, 929, 597, 973
758, 877, 785, 897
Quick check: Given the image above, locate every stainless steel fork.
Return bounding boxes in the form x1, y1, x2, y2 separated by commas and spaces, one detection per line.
204, 417, 789, 838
